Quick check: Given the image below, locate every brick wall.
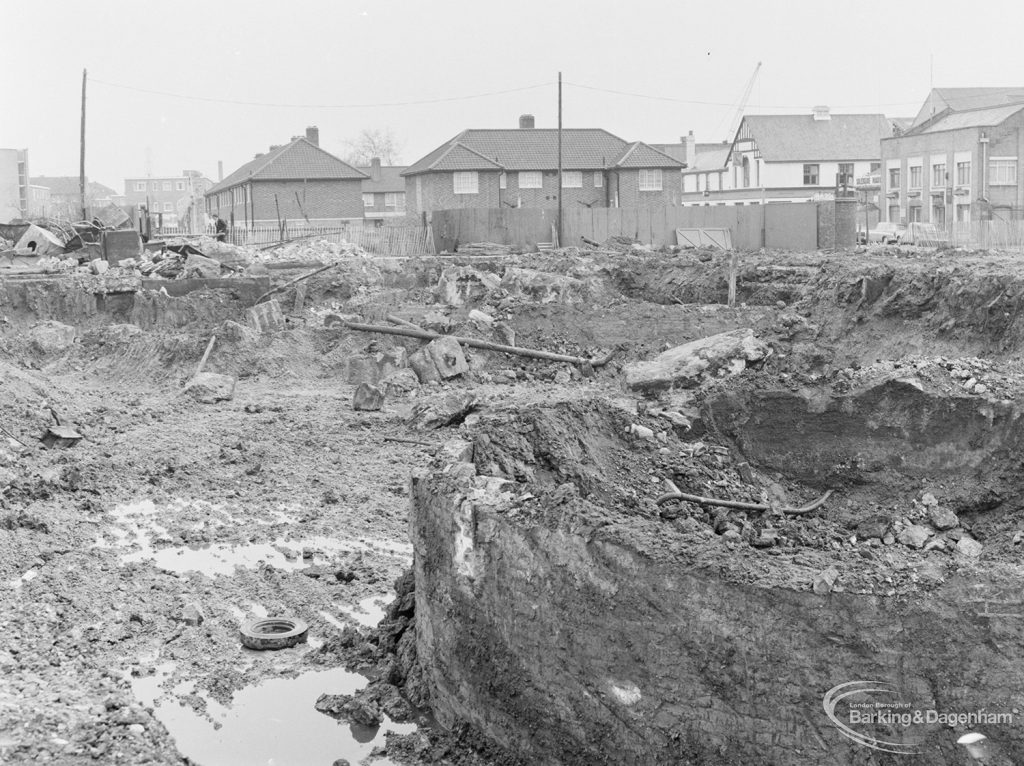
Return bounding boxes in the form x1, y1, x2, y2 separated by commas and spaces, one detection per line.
405, 171, 501, 216
611, 168, 683, 208
817, 201, 835, 249
224, 179, 363, 223
499, 170, 607, 209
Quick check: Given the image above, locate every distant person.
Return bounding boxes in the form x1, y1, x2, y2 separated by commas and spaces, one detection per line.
215, 216, 228, 242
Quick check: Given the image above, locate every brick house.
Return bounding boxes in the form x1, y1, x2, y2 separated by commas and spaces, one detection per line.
881, 89, 1024, 224
124, 171, 212, 227
205, 127, 368, 226
401, 115, 683, 216
358, 158, 408, 223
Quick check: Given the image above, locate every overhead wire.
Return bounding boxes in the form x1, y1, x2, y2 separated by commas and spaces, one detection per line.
89, 78, 556, 109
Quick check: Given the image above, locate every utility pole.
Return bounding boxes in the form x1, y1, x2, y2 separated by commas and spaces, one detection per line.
80, 68, 87, 221
557, 71, 563, 247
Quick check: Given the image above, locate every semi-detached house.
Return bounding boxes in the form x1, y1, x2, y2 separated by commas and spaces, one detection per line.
205, 127, 368, 226
401, 115, 684, 217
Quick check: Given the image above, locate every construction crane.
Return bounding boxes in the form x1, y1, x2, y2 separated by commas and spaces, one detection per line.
725, 62, 762, 140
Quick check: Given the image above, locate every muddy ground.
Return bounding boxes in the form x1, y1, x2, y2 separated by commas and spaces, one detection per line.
2, 244, 1024, 765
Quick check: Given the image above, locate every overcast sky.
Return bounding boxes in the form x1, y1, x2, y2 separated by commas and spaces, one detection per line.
2, 0, 1020, 191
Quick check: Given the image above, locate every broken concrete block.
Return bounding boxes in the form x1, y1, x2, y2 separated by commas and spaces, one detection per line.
855, 514, 892, 541
436, 267, 500, 306
184, 372, 236, 403
184, 253, 221, 279
627, 423, 655, 441
928, 506, 959, 531
468, 309, 494, 326
353, 383, 385, 411
90, 258, 109, 275
493, 322, 516, 347
180, 602, 205, 626
624, 329, 772, 395
345, 348, 408, 385
248, 300, 285, 334
812, 567, 839, 594
409, 348, 441, 383
955, 537, 983, 558
29, 321, 76, 354
426, 336, 469, 379
407, 392, 478, 430
897, 524, 932, 549
380, 369, 420, 398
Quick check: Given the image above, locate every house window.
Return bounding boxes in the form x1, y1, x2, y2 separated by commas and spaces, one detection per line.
594, 172, 603, 188
638, 169, 662, 191
499, 172, 507, 189
803, 164, 819, 185
909, 165, 922, 188
870, 162, 881, 173
908, 206, 921, 222
453, 172, 479, 194
562, 171, 582, 188
518, 171, 542, 189
956, 161, 971, 185
152, 182, 160, 191
932, 163, 946, 187
363, 193, 374, 208
989, 158, 1018, 185
888, 168, 901, 189
135, 181, 146, 192
176, 181, 186, 191
838, 163, 854, 186
162, 181, 172, 191
385, 192, 403, 208
163, 202, 173, 212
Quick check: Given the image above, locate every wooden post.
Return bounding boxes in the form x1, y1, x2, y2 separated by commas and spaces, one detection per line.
274, 194, 283, 241
80, 69, 87, 221
727, 252, 738, 308
557, 71, 563, 248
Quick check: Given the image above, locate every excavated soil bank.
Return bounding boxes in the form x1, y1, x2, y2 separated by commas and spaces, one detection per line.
409, 395, 1024, 765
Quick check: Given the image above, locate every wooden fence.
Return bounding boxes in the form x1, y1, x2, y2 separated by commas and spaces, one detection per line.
430, 203, 822, 252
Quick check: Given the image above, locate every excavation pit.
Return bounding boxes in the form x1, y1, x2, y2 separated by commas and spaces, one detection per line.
409, 385, 1024, 765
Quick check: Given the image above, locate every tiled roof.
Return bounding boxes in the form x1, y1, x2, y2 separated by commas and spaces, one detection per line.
732, 114, 892, 162
611, 142, 686, 168
679, 144, 732, 173
358, 166, 408, 193
405, 128, 681, 176
207, 138, 367, 195
410, 142, 504, 175
910, 103, 1024, 135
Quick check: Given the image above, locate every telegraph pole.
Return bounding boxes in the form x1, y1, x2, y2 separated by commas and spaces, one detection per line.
80, 68, 87, 220
557, 71, 562, 247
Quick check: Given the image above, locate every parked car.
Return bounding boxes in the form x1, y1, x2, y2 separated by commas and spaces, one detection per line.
902, 222, 950, 247
867, 222, 906, 244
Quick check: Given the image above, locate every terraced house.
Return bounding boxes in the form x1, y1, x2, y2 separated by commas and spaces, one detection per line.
205, 127, 368, 226
402, 115, 684, 216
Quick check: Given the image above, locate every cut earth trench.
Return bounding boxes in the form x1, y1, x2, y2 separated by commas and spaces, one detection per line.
3, 247, 1024, 765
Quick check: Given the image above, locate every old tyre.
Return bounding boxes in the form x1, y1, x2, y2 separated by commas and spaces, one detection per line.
240, 617, 309, 650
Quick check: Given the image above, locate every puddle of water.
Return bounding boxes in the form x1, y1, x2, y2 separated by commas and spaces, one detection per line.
97, 500, 413, 576
337, 595, 390, 628
133, 664, 411, 766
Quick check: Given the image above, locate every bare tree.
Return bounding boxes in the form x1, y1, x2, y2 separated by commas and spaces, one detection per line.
342, 128, 404, 166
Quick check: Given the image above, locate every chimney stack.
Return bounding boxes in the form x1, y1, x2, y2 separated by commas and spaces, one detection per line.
370, 157, 381, 181
306, 126, 319, 146
519, 114, 535, 129
812, 105, 831, 121
680, 129, 696, 169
